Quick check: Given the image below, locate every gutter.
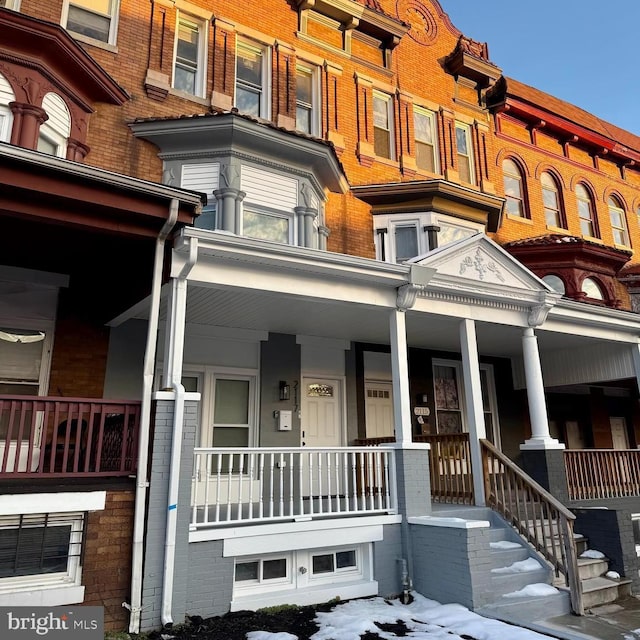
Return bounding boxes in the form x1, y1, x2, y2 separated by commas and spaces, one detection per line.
127, 199, 179, 634
161, 239, 198, 626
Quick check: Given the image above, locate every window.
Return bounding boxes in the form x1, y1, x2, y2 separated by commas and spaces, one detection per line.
576, 184, 598, 238
236, 40, 269, 118
414, 107, 438, 173
194, 204, 217, 231
243, 209, 290, 243
296, 65, 318, 135
394, 223, 419, 262
0, 1, 20, 11
581, 277, 604, 300
0, 72, 15, 143
502, 158, 527, 218
0, 328, 48, 402
455, 123, 474, 184
311, 549, 357, 577
64, 0, 119, 45
235, 557, 289, 587
541, 172, 564, 228
0, 513, 84, 593
433, 361, 464, 434
373, 91, 393, 160
542, 274, 565, 295
39, 93, 71, 158
174, 16, 206, 97
608, 196, 630, 247
211, 376, 253, 448
632, 514, 640, 556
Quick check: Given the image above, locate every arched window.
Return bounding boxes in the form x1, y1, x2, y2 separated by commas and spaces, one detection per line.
575, 184, 597, 238
581, 277, 604, 300
542, 274, 565, 295
38, 93, 71, 158
541, 172, 564, 228
608, 195, 630, 247
502, 158, 527, 218
0, 72, 15, 143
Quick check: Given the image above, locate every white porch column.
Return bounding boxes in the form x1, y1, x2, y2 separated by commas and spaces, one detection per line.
390, 308, 412, 446
631, 343, 640, 394
161, 277, 188, 388
520, 327, 563, 450
459, 319, 486, 506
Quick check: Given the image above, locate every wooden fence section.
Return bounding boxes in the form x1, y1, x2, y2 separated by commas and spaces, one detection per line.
419, 433, 474, 505
565, 449, 640, 500
482, 439, 583, 615
0, 395, 140, 477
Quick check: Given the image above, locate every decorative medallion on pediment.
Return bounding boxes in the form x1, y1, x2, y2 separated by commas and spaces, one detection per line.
459, 248, 505, 283
396, 0, 437, 45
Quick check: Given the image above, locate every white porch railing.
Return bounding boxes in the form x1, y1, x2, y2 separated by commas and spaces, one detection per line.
191, 446, 397, 529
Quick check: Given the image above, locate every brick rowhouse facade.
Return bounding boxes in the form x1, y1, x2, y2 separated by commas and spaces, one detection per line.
4, 0, 640, 630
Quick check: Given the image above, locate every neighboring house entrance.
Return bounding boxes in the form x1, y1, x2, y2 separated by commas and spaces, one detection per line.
364, 381, 394, 439
611, 417, 630, 450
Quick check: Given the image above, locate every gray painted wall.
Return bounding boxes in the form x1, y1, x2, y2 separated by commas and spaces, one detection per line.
259, 333, 301, 447
103, 319, 147, 399
373, 523, 403, 598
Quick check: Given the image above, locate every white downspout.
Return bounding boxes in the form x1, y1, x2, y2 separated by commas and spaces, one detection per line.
161, 238, 198, 627
127, 199, 179, 634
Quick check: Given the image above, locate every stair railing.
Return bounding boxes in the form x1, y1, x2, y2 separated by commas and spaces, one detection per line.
481, 439, 583, 615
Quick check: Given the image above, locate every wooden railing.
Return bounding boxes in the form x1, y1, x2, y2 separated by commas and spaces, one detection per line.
0, 395, 140, 477
565, 449, 640, 500
420, 433, 474, 505
191, 446, 397, 528
481, 439, 583, 615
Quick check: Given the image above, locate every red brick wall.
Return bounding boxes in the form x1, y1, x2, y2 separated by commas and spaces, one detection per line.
83, 489, 135, 631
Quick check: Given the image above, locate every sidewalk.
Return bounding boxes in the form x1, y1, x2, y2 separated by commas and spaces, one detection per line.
529, 597, 640, 640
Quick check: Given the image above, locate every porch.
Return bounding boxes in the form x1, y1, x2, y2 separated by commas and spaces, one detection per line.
0, 395, 140, 477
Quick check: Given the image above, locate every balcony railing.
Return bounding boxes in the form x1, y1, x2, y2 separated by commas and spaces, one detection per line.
565, 449, 640, 500
0, 395, 140, 478
191, 446, 397, 528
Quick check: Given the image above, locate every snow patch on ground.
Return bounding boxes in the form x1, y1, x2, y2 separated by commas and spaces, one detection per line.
310, 591, 555, 639
492, 558, 541, 574
490, 540, 522, 550
580, 549, 605, 559
503, 583, 560, 598
247, 633, 298, 640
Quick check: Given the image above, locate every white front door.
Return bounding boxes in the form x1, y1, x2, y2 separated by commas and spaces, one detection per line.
364, 382, 394, 439
301, 377, 343, 447
611, 417, 629, 450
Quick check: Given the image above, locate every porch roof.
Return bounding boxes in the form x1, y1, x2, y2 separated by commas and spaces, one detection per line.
112, 229, 640, 360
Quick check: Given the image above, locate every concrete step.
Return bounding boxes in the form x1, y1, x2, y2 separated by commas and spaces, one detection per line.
577, 557, 610, 580
574, 535, 588, 556
478, 589, 572, 623
489, 544, 530, 569
581, 576, 633, 610
490, 566, 552, 597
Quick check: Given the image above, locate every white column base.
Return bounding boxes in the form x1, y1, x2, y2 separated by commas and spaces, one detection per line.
520, 438, 565, 450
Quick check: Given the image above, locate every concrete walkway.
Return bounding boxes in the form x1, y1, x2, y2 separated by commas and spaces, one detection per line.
529, 597, 640, 640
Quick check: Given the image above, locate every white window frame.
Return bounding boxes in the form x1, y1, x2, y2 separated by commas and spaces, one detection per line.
372, 90, 394, 160
295, 63, 320, 136
306, 546, 362, 584
241, 205, 295, 245
455, 122, 475, 185
62, 0, 120, 46
373, 212, 483, 263
0, 108, 12, 145
0, 512, 84, 596
233, 555, 293, 594
608, 197, 630, 247
414, 106, 439, 174
173, 13, 208, 98
235, 39, 270, 119
188, 366, 258, 449
0, 1, 21, 11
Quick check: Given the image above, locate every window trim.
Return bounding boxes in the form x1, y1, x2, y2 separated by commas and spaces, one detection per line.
235, 39, 271, 119
413, 106, 439, 174
241, 205, 295, 245
502, 158, 528, 219
295, 63, 320, 136
576, 183, 599, 239
173, 13, 208, 98
0, 0, 21, 11
62, 0, 120, 46
372, 90, 394, 161
608, 196, 630, 247
0, 512, 84, 595
541, 171, 565, 229
455, 122, 475, 185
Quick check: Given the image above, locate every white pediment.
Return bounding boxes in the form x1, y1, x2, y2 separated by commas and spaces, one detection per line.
410, 233, 551, 294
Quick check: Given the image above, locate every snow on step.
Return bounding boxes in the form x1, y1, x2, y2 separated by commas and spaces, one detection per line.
580, 549, 605, 559
492, 558, 542, 574
503, 583, 560, 598
490, 541, 522, 550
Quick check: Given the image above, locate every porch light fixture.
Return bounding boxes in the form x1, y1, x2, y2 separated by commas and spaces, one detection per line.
279, 380, 290, 401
